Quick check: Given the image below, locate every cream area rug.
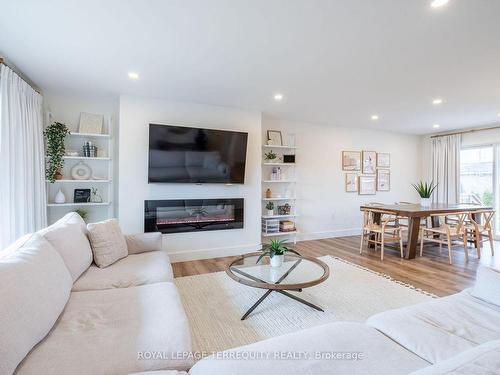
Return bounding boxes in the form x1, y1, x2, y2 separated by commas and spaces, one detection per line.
174, 255, 435, 354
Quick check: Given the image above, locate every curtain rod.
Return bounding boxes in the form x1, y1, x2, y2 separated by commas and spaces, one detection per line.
0, 57, 41, 94
430, 125, 500, 138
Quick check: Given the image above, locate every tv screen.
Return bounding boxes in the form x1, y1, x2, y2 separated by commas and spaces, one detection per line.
148, 124, 248, 184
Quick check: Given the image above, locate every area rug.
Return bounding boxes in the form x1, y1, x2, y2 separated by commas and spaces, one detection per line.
174, 255, 435, 354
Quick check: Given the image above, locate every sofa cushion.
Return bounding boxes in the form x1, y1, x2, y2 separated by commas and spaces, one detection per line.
126, 232, 163, 255
366, 290, 500, 364
0, 234, 72, 375
42, 222, 93, 281
409, 339, 500, 375
87, 219, 128, 268
189, 322, 429, 375
72, 249, 174, 291
471, 266, 500, 307
15, 282, 193, 375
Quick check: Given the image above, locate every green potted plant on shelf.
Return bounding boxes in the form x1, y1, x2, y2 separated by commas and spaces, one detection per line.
266, 201, 275, 216
44, 122, 70, 182
412, 181, 437, 207
257, 239, 301, 268
74, 208, 88, 222
264, 150, 277, 163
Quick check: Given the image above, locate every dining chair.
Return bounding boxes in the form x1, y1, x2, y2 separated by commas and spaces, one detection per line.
464, 210, 495, 259
360, 208, 404, 261
419, 212, 468, 264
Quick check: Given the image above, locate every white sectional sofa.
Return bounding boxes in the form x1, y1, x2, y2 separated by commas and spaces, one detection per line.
0, 212, 192, 375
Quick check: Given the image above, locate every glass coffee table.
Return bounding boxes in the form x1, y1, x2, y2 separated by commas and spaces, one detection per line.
226, 252, 330, 320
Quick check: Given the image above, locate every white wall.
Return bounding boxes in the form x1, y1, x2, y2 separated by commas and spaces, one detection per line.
262, 116, 421, 240
118, 95, 262, 261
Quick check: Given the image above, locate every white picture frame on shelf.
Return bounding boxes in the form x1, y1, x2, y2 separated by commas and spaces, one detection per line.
79, 112, 103, 134
267, 130, 283, 146
358, 176, 376, 195
377, 169, 390, 191
377, 153, 391, 168
345, 173, 358, 192
362, 151, 376, 174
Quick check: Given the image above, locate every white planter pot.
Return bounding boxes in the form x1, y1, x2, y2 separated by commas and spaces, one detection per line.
270, 254, 284, 268
267, 209, 274, 216
420, 198, 431, 207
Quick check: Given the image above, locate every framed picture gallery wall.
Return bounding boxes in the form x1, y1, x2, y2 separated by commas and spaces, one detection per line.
342, 150, 391, 194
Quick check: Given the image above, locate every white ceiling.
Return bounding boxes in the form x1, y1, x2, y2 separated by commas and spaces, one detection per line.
1, 0, 499, 134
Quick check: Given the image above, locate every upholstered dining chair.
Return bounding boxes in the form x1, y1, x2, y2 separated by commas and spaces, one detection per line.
360, 208, 404, 261
464, 210, 495, 259
420, 212, 468, 264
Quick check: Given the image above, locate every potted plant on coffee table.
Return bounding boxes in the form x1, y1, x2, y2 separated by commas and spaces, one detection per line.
257, 239, 301, 268
412, 181, 437, 207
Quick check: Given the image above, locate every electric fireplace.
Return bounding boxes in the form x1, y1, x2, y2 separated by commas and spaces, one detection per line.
144, 198, 244, 234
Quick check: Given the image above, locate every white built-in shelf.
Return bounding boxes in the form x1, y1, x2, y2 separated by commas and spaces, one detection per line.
62, 156, 110, 161
46, 179, 111, 183
262, 145, 297, 149
262, 163, 296, 166
47, 202, 111, 207
262, 231, 299, 237
262, 180, 296, 183
68, 132, 110, 138
262, 214, 298, 219
262, 197, 297, 201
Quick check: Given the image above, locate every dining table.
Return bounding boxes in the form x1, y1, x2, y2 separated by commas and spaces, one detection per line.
359, 203, 493, 259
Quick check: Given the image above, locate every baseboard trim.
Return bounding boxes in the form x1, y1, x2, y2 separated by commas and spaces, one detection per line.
297, 228, 361, 241
169, 243, 262, 263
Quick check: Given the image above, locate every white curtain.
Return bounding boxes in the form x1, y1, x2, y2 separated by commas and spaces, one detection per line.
431, 134, 461, 205
0, 64, 46, 249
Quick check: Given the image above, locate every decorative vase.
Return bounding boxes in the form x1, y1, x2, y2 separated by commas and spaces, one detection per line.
267, 209, 274, 216
270, 254, 284, 268
71, 161, 92, 180
88, 188, 103, 203
266, 188, 272, 198
54, 189, 66, 204
420, 198, 431, 207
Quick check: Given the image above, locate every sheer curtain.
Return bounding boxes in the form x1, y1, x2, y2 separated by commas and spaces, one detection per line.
0, 64, 46, 248
431, 134, 461, 204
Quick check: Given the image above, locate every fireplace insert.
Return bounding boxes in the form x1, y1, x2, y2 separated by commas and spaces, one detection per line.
144, 198, 244, 234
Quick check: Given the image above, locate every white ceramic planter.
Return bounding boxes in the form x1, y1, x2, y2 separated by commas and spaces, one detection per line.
420, 198, 431, 207
267, 209, 274, 216
270, 254, 284, 268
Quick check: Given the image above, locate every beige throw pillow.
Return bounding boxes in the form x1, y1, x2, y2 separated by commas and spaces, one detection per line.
87, 219, 128, 268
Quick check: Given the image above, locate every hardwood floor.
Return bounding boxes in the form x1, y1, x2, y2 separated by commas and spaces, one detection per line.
172, 235, 498, 297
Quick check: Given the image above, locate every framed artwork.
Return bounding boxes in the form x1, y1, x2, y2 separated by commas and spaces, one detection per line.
377, 153, 390, 168
79, 112, 103, 134
267, 130, 283, 146
362, 151, 377, 174
74, 188, 91, 203
345, 173, 358, 192
377, 169, 390, 191
358, 176, 376, 195
342, 151, 361, 171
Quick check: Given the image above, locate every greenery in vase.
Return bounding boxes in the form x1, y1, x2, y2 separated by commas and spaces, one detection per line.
265, 201, 274, 210
44, 122, 70, 182
264, 150, 277, 161
74, 208, 88, 222
257, 239, 301, 263
412, 181, 437, 198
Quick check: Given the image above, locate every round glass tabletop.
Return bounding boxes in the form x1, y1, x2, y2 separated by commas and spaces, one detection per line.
226, 252, 329, 290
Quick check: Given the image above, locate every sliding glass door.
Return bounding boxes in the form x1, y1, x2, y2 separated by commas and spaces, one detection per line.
459, 145, 499, 238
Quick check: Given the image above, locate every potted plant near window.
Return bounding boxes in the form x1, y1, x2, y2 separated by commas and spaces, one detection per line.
412, 181, 437, 207
44, 122, 70, 183
257, 239, 301, 268
266, 201, 275, 216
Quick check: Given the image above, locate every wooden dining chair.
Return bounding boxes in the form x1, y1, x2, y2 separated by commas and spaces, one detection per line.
360, 209, 404, 260
420, 212, 468, 264
464, 210, 495, 259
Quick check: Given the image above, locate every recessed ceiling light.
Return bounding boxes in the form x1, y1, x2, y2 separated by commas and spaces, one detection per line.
431, 0, 450, 8
128, 72, 139, 80
371, 114, 379, 121
433, 124, 440, 129
432, 98, 443, 105
274, 93, 283, 101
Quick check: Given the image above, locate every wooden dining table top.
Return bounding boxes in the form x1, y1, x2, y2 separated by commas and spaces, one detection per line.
359, 203, 493, 217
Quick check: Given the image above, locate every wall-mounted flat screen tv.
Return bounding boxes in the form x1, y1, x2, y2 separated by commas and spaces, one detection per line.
148, 124, 248, 184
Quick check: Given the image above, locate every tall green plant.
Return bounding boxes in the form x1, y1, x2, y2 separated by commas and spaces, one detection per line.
257, 239, 301, 263
44, 122, 70, 183
412, 181, 437, 198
